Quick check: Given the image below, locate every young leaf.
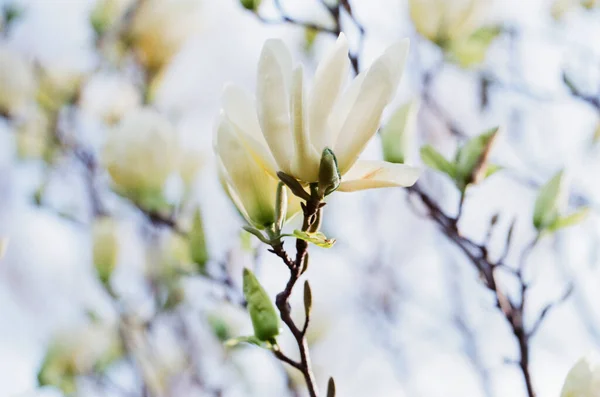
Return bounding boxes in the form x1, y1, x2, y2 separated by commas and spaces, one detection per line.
224, 335, 264, 348
243, 268, 280, 341
420, 145, 457, 179
380, 100, 421, 164
454, 127, 499, 189
547, 208, 590, 232
190, 208, 209, 272
447, 25, 502, 68
293, 230, 336, 248
533, 171, 567, 231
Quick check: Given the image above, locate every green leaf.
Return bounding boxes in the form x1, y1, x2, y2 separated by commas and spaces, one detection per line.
380, 100, 421, 164
533, 171, 567, 231
454, 127, 499, 189
484, 163, 502, 179
293, 230, 336, 248
242, 226, 272, 245
243, 268, 280, 341
547, 208, 590, 232
420, 145, 457, 179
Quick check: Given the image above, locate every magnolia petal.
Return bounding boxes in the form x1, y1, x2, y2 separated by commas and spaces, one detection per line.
257, 39, 294, 174
309, 33, 350, 152
215, 114, 277, 229
337, 160, 421, 192
222, 85, 277, 175
334, 40, 409, 174
290, 66, 320, 182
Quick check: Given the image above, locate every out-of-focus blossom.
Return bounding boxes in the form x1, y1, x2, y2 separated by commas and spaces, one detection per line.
219, 33, 420, 196
129, 0, 202, 71
552, 0, 598, 19
80, 73, 141, 125
0, 45, 37, 117
102, 108, 179, 209
36, 67, 83, 112
214, 112, 301, 230
37, 322, 123, 394
561, 354, 600, 397
15, 108, 50, 160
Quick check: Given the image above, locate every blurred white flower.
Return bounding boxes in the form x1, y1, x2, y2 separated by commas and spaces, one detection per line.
409, 0, 486, 44
129, 0, 202, 71
92, 217, 120, 287
15, 107, 50, 159
91, 0, 136, 35
220, 33, 420, 193
37, 66, 83, 112
80, 73, 141, 125
0, 238, 7, 259
102, 108, 179, 207
214, 113, 301, 229
0, 45, 37, 117
561, 354, 600, 397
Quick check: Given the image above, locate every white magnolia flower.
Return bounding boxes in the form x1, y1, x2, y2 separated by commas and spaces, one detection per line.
219, 33, 420, 193
102, 108, 179, 201
0, 46, 37, 117
409, 0, 486, 44
0, 238, 7, 260
81, 73, 141, 125
561, 354, 600, 397
215, 113, 301, 229
130, 0, 202, 70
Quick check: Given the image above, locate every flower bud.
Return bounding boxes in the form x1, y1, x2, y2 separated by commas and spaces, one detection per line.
0, 45, 36, 117
318, 148, 341, 198
129, 0, 202, 71
243, 268, 280, 342
189, 208, 208, 272
561, 354, 600, 397
92, 217, 120, 287
240, 0, 261, 11
380, 100, 420, 164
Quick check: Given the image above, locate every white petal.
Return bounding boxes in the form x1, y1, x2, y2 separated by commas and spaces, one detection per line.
334, 40, 409, 174
215, 113, 278, 228
337, 160, 420, 192
309, 33, 350, 151
222, 84, 278, 175
257, 39, 294, 173
290, 66, 320, 182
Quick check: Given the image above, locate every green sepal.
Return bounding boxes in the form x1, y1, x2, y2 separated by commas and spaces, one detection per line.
420, 145, 457, 179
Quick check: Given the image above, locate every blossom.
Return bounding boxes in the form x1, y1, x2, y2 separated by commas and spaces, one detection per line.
219, 33, 420, 194
0, 45, 36, 117
102, 108, 179, 206
561, 354, 600, 397
80, 73, 141, 125
214, 112, 300, 230
129, 0, 201, 71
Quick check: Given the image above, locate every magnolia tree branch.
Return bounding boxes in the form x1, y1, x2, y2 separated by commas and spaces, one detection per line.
268, 197, 324, 397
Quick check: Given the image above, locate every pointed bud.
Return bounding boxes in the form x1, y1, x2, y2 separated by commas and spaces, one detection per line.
92, 217, 119, 288
327, 377, 336, 397
189, 208, 209, 273
243, 268, 280, 341
318, 148, 341, 198
240, 0, 261, 11
303, 280, 312, 319
274, 182, 287, 233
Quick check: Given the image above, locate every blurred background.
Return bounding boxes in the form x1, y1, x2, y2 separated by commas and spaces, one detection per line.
1, 0, 600, 396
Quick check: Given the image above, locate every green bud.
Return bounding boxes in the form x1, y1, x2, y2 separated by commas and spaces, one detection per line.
327, 377, 336, 397
240, 0, 261, 11
455, 127, 499, 190
533, 170, 567, 231
303, 280, 312, 319
189, 208, 209, 273
380, 100, 420, 164
243, 268, 280, 341
274, 182, 287, 233
318, 148, 341, 198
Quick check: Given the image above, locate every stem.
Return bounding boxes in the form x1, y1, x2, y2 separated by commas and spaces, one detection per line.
271, 197, 322, 397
